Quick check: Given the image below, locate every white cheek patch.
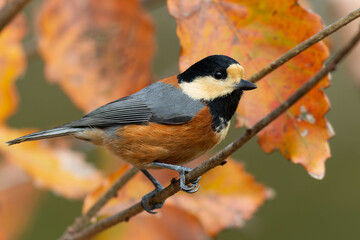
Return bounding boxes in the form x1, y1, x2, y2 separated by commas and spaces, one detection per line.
179, 63, 245, 101
180, 76, 235, 100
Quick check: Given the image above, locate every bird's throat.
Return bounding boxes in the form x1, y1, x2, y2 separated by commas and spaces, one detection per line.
205, 89, 243, 133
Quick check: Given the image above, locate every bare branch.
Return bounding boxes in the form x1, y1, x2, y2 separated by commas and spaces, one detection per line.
0, 0, 31, 32
61, 22, 360, 240
248, 8, 360, 83
60, 167, 139, 239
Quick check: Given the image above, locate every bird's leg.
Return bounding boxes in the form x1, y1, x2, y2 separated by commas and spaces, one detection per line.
148, 162, 201, 193
140, 169, 164, 214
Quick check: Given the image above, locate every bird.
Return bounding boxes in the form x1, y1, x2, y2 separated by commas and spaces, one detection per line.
7, 55, 257, 213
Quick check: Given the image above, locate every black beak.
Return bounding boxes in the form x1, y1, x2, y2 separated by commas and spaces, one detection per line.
235, 79, 257, 91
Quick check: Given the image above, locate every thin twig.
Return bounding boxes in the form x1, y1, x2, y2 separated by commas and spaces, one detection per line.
248, 8, 360, 83
60, 167, 139, 239
0, 0, 32, 33
61, 23, 360, 240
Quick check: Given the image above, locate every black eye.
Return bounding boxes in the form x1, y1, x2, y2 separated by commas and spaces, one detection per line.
214, 71, 224, 79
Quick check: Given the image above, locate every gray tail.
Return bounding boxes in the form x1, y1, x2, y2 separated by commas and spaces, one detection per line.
6, 127, 84, 146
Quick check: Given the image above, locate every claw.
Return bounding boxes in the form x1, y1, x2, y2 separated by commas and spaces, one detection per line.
179, 169, 201, 193
141, 187, 164, 214
192, 176, 201, 184
181, 182, 200, 193
187, 183, 200, 193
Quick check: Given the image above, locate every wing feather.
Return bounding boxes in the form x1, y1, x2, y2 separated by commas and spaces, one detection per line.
62, 82, 205, 128
64, 97, 152, 128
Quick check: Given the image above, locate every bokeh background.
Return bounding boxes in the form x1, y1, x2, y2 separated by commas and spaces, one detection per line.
3, 0, 360, 239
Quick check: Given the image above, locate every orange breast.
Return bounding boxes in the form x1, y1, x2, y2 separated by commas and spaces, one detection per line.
105, 107, 220, 168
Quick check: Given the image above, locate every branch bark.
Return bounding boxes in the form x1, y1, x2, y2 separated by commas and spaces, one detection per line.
0, 0, 32, 32
60, 23, 360, 240
61, 167, 139, 237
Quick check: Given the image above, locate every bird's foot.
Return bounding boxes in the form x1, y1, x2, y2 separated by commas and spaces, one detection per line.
149, 163, 201, 193
178, 167, 201, 193
140, 169, 165, 214
141, 186, 164, 214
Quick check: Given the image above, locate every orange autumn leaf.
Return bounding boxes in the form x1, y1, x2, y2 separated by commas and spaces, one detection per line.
168, 159, 271, 236
0, 162, 39, 240
1, 127, 103, 198
84, 159, 270, 237
38, 0, 155, 112
0, 0, 107, 199
0, 9, 103, 198
168, 0, 332, 179
1, 102, 103, 199
0, 0, 26, 123
94, 205, 208, 240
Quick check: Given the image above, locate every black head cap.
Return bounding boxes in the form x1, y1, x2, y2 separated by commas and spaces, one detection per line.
178, 55, 240, 83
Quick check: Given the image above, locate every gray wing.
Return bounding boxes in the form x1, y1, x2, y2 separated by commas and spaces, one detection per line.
63, 82, 205, 128
63, 96, 152, 128
134, 82, 205, 124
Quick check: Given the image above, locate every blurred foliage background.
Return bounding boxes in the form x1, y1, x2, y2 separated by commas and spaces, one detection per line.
4, 0, 360, 239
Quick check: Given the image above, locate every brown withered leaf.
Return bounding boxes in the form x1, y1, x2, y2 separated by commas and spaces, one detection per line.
168, 0, 332, 179
38, 0, 155, 112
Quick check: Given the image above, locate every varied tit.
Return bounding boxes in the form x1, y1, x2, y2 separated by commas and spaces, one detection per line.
7, 55, 257, 213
